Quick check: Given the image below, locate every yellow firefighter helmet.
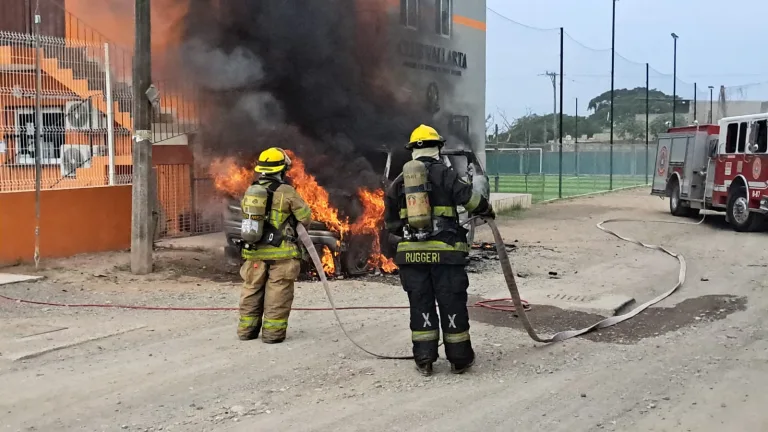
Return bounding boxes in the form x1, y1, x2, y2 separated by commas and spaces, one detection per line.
406, 124, 445, 150
254, 147, 292, 174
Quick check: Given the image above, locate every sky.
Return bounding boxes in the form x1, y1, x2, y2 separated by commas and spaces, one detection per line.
486, 0, 768, 119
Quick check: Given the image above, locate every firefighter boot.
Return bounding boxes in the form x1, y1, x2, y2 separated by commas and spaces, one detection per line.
450, 358, 475, 375
415, 362, 434, 377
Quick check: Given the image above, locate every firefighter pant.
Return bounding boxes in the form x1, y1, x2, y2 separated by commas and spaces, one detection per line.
238, 258, 301, 342
399, 264, 474, 368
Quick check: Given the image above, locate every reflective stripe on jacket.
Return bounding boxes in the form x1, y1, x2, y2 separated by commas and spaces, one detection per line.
394, 240, 470, 265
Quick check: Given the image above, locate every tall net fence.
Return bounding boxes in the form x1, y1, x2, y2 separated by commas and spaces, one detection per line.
719, 81, 768, 120
485, 9, 723, 202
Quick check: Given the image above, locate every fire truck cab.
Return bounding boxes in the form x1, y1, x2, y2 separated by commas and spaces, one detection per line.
651, 113, 768, 232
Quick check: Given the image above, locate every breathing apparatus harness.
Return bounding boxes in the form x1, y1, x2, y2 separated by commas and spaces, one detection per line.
398, 158, 463, 244
399, 125, 461, 244
240, 177, 298, 253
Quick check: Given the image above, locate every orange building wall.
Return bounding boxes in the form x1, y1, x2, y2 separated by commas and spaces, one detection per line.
0, 185, 131, 264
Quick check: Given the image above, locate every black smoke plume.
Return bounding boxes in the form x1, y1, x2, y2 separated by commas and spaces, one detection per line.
178, 0, 433, 217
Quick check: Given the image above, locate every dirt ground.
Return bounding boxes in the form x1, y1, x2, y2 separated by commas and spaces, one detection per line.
2, 188, 768, 432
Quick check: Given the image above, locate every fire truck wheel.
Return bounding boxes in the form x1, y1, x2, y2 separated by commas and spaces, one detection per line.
669, 181, 688, 217
726, 187, 763, 232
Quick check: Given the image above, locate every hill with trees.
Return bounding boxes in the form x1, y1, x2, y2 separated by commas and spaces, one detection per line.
491, 88, 688, 144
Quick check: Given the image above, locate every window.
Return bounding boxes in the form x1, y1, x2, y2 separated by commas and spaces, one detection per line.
436, 0, 452, 37
400, 0, 419, 29
725, 123, 738, 153
670, 137, 687, 163
14, 108, 65, 165
756, 120, 768, 153
737, 122, 748, 153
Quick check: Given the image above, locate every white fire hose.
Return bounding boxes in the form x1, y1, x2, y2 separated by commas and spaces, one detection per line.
297, 212, 705, 358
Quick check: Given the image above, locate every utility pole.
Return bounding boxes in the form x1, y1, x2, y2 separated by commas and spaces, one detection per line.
541, 71, 558, 142
131, 0, 153, 274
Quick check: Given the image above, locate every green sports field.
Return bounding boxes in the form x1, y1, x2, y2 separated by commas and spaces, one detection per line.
490, 174, 651, 202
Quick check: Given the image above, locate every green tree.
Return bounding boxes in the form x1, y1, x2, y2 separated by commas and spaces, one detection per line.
649, 114, 688, 140
587, 88, 685, 128
500, 113, 601, 143
616, 116, 646, 142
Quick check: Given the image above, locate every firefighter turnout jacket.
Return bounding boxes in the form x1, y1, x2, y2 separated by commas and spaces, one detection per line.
241, 178, 312, 261
383, 157, 490, 266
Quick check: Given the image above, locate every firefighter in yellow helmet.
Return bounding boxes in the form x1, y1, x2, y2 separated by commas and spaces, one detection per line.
383, 125, 494, 376
237, 147, 312, 343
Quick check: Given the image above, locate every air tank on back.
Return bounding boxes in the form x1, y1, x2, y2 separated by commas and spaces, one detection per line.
240, 183, 269, 243
402, 160, 432, 230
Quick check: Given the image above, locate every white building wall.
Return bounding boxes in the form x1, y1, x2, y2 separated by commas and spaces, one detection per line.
389, 0, 487, 168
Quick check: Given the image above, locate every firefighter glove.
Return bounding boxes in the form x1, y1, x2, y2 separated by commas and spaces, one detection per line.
477, 205, 495, 220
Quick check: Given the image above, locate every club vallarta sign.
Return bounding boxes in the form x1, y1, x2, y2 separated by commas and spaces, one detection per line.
398, 40, 468, 76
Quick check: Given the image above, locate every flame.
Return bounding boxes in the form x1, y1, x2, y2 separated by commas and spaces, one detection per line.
321, 247, 336, 275
351, 188, 398, 273
284, 150, 350, 276
209, 157, 253, 197
284, 150, 350, 236
209, 152, 397, 275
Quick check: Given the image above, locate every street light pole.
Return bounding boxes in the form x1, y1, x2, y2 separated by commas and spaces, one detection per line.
671, 33, 678, 127
708, 85, 714, 123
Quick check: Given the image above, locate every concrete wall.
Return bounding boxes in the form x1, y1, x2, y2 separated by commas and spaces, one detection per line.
687, 100, 768, 124
388, 0, 487, 168
0, 185, 132, 265
629, 101, 768, 127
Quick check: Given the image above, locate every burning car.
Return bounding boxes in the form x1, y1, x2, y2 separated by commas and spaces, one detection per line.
218, 148, 488, 277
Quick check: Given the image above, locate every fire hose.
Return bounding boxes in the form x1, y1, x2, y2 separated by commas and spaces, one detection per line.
297, 213, 703, 358
0, 213, 701, 358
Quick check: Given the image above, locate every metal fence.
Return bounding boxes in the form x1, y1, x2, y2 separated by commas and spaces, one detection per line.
154, 164, 224, 239
0, 31, 133, 191
486, 142, 657, 202
0, 28, 217, 243
486, 8, 768, 203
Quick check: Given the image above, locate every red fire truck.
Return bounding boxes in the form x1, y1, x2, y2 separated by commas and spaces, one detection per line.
651, 113, 768, 231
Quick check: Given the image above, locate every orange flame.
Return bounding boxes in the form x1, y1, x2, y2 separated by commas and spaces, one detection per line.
284, 150, 350, 236
209, 152, 397, 275
321, 247, 335, 275
209, 157, 253, 197
284, 150, 350, 276
351, 188, 398, 273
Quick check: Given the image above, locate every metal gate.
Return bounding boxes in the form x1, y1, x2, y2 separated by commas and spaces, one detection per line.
154, 164, 223, 239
